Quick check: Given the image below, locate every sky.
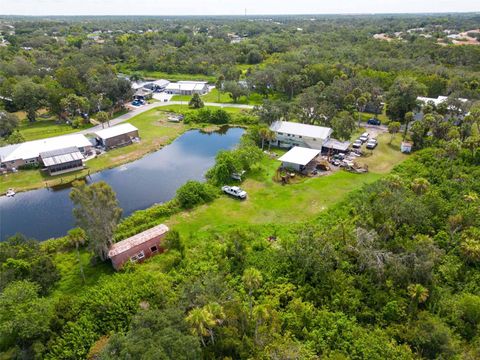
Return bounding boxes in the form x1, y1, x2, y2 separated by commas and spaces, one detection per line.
0, 0, 478, 16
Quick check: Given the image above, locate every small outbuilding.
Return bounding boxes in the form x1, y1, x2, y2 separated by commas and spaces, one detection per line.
39, 147, 84, 175
94, 123, 139, 150
278, 146, 321, 172
108, 224, 169, 271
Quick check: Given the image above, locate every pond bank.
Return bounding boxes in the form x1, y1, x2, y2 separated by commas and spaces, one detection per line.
0, 127, 244, 241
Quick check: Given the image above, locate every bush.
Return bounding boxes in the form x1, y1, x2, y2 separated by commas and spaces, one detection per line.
176, 181, 218, 209
18, 162, 40, 170
183, 108, 231, 124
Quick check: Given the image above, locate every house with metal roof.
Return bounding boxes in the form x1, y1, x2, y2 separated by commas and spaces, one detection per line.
165, 81, 209, 96
108, 224, 169, 270
0, 134, 92, 171
94, 123, 139, 150
270, 121, 334, 150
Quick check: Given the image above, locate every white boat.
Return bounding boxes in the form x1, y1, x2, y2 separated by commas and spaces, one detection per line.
6, 188, 15, 197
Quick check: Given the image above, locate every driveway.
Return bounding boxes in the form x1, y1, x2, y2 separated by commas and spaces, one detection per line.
78, 101, 255, 135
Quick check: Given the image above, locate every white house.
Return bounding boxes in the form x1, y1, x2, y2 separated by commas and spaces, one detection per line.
0, 134, 93, 171
416, 96, 470, 120
165, 81, 209, 96
417, 96, 468, 108
269, 121, 333, 151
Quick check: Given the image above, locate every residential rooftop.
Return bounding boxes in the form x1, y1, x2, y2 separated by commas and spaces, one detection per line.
94, 123, 138, 140
278, 146, 321, 166
270, 121, 333, 140
0, 134, 91, 163
40, 147, 84, 167
108, 224, 169, 258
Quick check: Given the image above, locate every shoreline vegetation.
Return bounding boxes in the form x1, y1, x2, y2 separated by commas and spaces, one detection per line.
0, 105, 251, 194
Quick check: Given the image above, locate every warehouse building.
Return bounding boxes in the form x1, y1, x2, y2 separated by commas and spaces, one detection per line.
94, 123, 139, 150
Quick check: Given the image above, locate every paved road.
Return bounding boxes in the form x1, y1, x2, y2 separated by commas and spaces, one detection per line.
78, 101, 255, 135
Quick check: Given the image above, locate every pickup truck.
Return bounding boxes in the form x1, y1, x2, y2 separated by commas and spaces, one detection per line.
222, 185, 247, 199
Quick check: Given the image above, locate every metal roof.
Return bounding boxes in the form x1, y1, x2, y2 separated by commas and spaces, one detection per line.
417, 96, 468, 107
40, 147, 84, 167
166, 81, 208, 92
0, 134, 91, 162
94, 123, 138, 140
108, 224, 169, 258
278, 146, 321, 166
323, 139, 351, 152
270, 121, 333, 140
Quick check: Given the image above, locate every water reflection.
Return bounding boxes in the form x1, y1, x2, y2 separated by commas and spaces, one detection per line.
0, 127, 244, 241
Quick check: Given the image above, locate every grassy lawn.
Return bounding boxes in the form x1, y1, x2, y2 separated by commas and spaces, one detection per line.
356, 133, 408, 173
120, 68, 216, 83
165, 137, 408, 237
168, 164, 382, 237
18, 117, 92, 141
172, 88, 280, 106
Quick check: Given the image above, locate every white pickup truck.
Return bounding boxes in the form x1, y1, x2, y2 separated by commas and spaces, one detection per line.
222, 185, 247, 199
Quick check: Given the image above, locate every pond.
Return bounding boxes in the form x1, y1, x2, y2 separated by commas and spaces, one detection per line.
0, 127, 244, 241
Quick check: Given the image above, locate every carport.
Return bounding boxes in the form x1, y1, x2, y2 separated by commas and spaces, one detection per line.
278, 146, 321, 172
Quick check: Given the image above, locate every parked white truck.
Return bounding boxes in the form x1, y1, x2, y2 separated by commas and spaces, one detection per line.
222, 185, 247, 199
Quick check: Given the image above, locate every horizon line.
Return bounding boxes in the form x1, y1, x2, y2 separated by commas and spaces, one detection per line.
0, 11, 479, 17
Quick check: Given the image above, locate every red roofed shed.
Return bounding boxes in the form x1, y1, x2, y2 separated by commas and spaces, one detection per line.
108, 224, 169, 270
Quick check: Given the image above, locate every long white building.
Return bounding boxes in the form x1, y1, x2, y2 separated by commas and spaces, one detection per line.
0, 133, 93, 171
165, 81, 209, 96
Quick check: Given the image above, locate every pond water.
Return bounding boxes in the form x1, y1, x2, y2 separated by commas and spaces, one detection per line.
0, 127, 244, 241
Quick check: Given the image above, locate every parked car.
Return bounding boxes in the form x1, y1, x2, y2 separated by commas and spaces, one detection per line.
222, 185, 247, 199
366, 139, 378, 149
132, 100, 141, 106
367, 118, 381, 126
352, 139, 363, 148
359, 132, 369, 143
330, 158, 341, 166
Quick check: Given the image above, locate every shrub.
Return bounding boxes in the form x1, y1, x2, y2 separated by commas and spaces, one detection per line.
176, 181, 218, 209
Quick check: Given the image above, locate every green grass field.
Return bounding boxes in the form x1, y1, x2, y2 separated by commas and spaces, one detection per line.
18, 119, 92, 141
172, 88, 281, 106
121, 68, 216, 83
166, 133, 408, 237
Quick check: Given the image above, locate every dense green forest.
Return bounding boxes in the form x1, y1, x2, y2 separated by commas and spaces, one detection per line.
1, 14, 480, 143
1, 14, 480, 360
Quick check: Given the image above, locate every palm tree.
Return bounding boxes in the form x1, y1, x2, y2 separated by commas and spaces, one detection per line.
186, 307, 214, 347
408, 283, 429, 306
96, 111, 110, 129
259, 127, 276, 151
243, 268, 263, 319
253, 304, 272, 343
411, 178, 430, 196
68, 228, 87, 284
205, 302, 225, 344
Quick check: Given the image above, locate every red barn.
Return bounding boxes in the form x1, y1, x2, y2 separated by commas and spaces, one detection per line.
108, 224, 169, 270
